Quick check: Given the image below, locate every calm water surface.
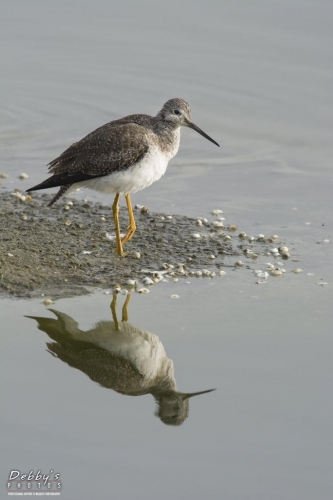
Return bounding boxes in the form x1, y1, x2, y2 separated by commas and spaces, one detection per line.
1, 1, 332, 499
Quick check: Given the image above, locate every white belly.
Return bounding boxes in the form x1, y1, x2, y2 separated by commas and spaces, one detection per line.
70, 144, 172, 196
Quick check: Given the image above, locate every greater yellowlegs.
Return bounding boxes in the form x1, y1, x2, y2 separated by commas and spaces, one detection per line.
27, 98, 219, 256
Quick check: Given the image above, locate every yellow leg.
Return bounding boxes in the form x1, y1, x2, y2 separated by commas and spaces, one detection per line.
121, 294, 131, 322
110, 293, 119, 330
121, 194, 137, 244
112, 193, 126, 257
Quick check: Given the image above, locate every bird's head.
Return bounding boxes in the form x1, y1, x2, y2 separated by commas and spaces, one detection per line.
158, 98, 220, 147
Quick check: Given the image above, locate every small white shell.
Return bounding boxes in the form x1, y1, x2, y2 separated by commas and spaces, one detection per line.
224, 235, 232, 241
211, 209, 223, 216
170, 294, 180, 299
293, 268, 303, 274
67, 201, 73, 206
153, 272, 164, 282
196, 270, 203, 277
19, 173, 29, 180
213, 221, 224, 228
134, 251, 141, 259
210, 271, 216, 277
137, 287, 150, 294
142, 277, 154, 285
235, 261, 244, 267
270, 269, 283, 277
210, 254, 216, 259
218, 270, 226, 276
257, 272, 269, 279
43, 298, 53, 306
126, 279, 137, 286
196, 219, 203, 226
82, 251, 92, 255
239, 232, 248, 239
192, 233, 201, 239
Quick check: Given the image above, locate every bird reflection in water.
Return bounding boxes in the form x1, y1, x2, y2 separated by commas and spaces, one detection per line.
27, 294, 215, 426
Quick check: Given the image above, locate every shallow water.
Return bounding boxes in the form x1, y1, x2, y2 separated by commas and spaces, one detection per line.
1, 0, 332, 499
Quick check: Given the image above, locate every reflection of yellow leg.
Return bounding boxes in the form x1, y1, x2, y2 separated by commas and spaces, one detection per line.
112, 193, 126, 257
121, 194, 137, 245
110, 293, 119, 330
121, 294, 131, 322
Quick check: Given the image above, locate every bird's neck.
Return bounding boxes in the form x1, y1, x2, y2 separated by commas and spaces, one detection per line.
152, 119, 181, 158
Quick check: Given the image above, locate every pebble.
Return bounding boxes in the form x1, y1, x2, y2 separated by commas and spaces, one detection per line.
213, 221, 224, 228
134, 251, 141, 259
0, 173, 9, 179
192, 233, 201, 239
235, 260, 244, 267
293, 268, 303, 274
218, 270, 226, 276
210, 254, 216, 259
43, 298, 53, 306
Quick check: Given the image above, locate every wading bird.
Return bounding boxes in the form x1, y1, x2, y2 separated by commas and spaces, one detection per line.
27, 98, 219, 256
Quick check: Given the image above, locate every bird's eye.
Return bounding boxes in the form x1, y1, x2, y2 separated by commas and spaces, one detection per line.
173, 109, 181, 115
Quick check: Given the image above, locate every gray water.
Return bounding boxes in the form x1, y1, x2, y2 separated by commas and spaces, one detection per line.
1, 1, 332, 499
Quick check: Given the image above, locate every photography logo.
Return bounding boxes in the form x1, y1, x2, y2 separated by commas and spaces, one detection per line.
6, 470, 62, 496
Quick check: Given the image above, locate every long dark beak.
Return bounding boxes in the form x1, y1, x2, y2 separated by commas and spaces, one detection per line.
181, 388, 216, 400
185, 119, 220, 147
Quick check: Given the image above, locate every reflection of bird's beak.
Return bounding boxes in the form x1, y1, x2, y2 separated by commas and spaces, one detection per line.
185, 119, 220, 147
181, 388, 216, 400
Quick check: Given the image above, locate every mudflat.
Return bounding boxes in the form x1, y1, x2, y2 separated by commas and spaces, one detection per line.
1, 191, 248, 298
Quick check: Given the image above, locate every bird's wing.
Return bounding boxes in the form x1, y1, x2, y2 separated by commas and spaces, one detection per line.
48, 121, 150, 180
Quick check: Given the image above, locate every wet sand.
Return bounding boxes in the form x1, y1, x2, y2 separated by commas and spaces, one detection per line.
0, 190, 279, 299
0, 191, 238, 298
